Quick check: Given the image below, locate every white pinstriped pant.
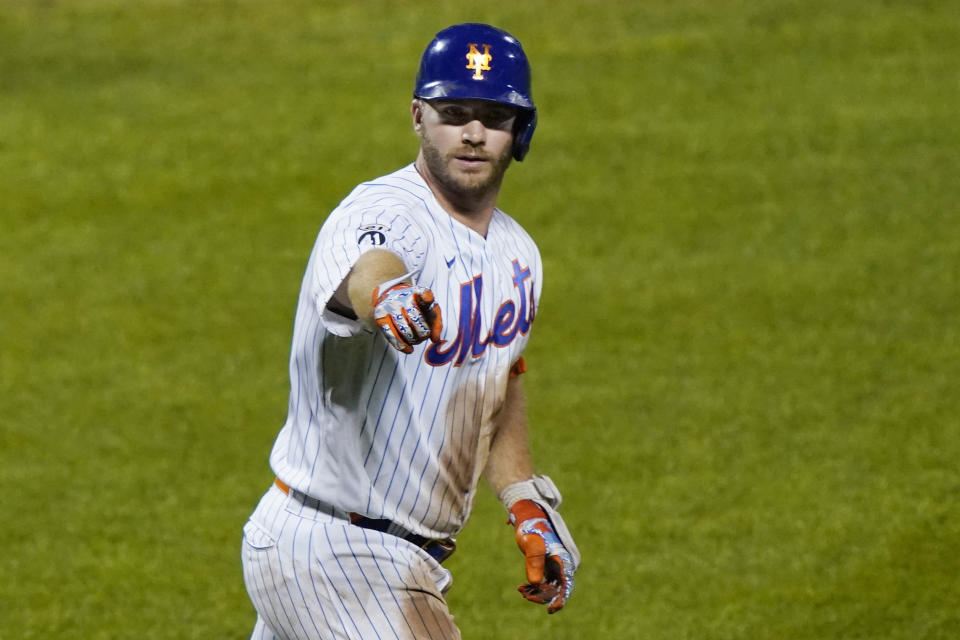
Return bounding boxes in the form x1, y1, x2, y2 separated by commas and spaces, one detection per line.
241, 483, 461, 640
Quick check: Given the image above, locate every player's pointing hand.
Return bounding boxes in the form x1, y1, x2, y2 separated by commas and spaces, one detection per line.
372, 281, 443, 353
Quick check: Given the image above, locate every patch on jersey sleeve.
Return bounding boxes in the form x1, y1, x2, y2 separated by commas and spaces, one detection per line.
357, 224, 389, 247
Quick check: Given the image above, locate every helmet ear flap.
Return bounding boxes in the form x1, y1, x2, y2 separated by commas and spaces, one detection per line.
512, 109, 537, 161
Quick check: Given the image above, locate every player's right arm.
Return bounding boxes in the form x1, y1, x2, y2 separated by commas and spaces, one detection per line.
329, 248, 406, 322
329, 248, 442, 353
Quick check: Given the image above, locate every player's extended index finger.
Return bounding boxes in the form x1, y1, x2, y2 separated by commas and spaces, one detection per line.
415, 290, 443, 340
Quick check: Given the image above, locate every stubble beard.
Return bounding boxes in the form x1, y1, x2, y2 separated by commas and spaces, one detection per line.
420, 133, 513, 203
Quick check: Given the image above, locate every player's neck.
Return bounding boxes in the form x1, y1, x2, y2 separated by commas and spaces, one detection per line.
415, 156, 499, 238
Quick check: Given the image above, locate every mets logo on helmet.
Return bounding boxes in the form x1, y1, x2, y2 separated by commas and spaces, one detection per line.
466, 43, 492, 80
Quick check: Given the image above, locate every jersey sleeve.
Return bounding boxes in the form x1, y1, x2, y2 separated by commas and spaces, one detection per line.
308, 197, 430, 336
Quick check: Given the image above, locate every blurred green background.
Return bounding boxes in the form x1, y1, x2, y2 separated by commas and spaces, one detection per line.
2, 1, 959, 638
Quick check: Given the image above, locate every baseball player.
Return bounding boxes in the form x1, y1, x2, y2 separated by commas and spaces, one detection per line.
240, 23, 580, 640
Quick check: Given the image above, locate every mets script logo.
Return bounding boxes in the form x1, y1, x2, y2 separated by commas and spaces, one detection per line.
466, 43, 492, 80
425, 260, 534, 367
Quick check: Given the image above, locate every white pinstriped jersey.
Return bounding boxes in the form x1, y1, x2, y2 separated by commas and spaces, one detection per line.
269, 163, 542, 540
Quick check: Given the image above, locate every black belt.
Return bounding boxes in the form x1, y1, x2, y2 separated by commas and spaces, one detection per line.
274, 478, 456, 564
349, 514, 457, 564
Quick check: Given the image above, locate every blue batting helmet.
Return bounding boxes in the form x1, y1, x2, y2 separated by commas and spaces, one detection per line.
414, 23, 537, 161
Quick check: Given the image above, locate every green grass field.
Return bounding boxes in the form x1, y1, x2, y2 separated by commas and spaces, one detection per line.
3, 1, 959, 638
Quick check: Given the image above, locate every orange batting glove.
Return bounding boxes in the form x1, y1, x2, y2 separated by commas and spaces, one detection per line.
372, 282, 442, 353
509, 499, 576, 614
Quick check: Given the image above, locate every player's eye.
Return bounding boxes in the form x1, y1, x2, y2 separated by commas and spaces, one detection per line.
438, 106, 471, 124
479, 109, 516, 129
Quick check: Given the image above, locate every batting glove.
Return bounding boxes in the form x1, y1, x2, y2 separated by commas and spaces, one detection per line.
372, 281, 442, 354
509, 499, 576, 614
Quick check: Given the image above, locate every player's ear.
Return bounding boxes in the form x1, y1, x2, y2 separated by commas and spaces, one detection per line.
411, 99, 424, 134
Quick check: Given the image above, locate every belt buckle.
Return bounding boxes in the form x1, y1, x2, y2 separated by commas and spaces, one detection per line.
422, 538, 456, 564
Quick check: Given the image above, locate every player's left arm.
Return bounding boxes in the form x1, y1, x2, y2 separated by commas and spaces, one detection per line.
485, 374, 534, 493
485, 374, 581, 614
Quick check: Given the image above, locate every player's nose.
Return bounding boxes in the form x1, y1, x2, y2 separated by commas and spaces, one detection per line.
461, 120, 486, 146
